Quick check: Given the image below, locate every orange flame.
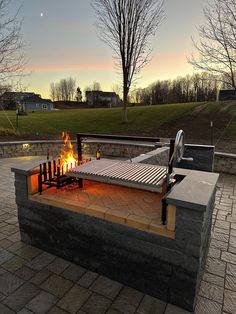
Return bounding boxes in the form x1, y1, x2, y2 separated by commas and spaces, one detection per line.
60, 131, 77, 173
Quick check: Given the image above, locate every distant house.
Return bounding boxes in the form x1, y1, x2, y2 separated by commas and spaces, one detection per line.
0, 91, 54, 111
218, 89, 236, 101
1, 91, 37, 102
21, 95, 54, 111
86, 91, 120, 107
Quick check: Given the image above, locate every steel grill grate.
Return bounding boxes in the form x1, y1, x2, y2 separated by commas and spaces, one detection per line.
68, 159, 166, 192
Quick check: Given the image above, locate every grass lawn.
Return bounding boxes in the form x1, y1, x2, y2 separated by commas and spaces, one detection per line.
0, 102, 201, 138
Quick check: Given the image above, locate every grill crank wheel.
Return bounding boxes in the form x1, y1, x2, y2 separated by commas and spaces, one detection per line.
169, 130, 193, 165
162, 130, 193, 225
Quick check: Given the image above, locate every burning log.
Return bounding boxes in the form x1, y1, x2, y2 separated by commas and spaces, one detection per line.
38, 132, 92, 194
61, 131, 78, 173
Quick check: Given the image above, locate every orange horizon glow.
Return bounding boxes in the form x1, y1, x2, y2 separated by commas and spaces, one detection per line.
24, 62, 114, 74
22, 51, 194, 99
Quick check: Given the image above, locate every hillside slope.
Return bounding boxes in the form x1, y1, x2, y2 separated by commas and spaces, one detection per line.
0, 101, 235, 153
144, 101, 236, 152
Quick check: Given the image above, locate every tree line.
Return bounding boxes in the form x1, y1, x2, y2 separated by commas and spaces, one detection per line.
130, 72, 221, 105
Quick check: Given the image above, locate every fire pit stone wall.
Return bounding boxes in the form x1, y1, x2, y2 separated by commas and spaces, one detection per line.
12, 161, 219, 312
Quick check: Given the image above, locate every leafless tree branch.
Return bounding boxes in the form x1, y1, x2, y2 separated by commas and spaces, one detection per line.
189, 0, 236, 89
0, 0, 26, 82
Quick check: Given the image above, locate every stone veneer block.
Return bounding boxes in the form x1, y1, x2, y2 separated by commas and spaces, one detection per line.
178, 144, 215, 172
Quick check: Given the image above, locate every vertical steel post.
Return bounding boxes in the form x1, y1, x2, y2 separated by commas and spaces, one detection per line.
48, 161, 52, 181
43, 163, 47, 181
162, 138, 175, 225
168, 139, 175, 176
211, 121, 214, 145
77, 135, 82, 162
53, 160, 56, 176
56, 166, 60, 189
38, 164, 42, 195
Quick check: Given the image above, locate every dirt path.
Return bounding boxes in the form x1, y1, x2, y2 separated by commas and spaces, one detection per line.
125, 102, 236, 153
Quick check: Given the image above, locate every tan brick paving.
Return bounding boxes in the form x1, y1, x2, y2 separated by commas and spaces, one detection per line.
0, 156, 236, 313
33, 178, 166, 237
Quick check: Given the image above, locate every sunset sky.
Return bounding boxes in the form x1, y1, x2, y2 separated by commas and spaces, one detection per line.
11, 0, 207, 98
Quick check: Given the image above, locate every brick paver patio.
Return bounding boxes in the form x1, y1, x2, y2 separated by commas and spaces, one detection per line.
0, 156, 236, 314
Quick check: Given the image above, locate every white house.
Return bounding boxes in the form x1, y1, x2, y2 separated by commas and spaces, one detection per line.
86, 91, 120, 107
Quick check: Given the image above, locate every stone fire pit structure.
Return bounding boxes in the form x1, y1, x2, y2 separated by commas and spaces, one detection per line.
11, 134, 219, 312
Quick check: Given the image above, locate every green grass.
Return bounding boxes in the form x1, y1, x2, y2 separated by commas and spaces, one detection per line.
0, 103, 201, 137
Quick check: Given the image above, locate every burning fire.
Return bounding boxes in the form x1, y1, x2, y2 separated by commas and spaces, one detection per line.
60, 131, 77, 173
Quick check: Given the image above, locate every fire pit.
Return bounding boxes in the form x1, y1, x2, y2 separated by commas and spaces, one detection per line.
11, 131, 219, 312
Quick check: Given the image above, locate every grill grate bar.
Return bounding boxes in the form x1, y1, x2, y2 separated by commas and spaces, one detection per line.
143, 167, 166, 184
118, 164, 145, 180
129, 166, 156, 182
72, 160, 117, 175
98, 162, 132, 178
148, 168, 167, 184
134, 168, 159, 184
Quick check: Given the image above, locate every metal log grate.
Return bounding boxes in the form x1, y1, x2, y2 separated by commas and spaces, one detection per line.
38, 159, 79, 194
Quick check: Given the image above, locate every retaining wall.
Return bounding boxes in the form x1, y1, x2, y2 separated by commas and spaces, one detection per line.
82, 139, 158, 159
0, 141, 64, 159
1, 140, 236, 175
0, 140, 157, 160
214, 152, 236, 175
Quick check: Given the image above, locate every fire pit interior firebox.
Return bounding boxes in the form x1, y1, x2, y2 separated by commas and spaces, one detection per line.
12, 132, 219, 312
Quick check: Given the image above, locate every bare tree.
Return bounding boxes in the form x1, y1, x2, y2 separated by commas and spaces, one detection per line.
189, 0, 236, 89
92, 81, 101, 91
67, 77, 76, 100
111, 83, 122, 98
84, 81, 102, 92
49, 77, 77, 101
91, 0, 164, 122
0, 83, 11, 95
50, 82, 56, 101
0, 0, 25, 81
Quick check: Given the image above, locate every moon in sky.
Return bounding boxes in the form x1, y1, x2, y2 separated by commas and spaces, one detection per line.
40, 12, 43, 17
